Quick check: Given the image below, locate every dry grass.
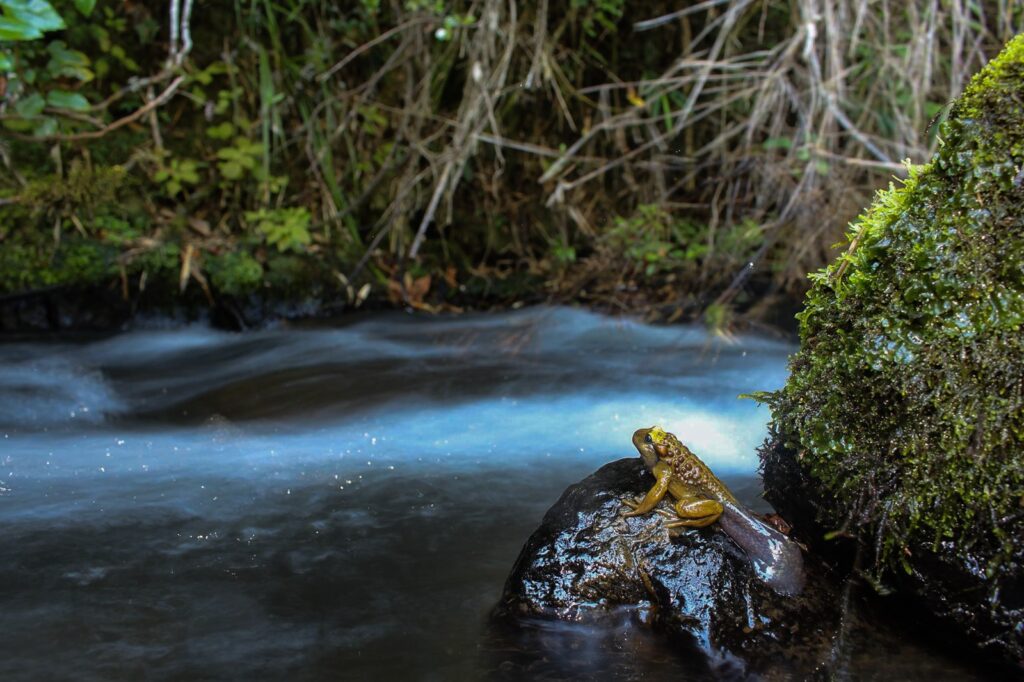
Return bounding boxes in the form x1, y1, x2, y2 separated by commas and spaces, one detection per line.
296, 0, 1021, 310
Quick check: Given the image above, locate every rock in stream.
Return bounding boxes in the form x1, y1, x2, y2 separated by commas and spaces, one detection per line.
495, 458, 840, 679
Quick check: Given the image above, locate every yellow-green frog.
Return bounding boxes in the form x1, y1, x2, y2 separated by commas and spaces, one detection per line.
625, 426, 805, 596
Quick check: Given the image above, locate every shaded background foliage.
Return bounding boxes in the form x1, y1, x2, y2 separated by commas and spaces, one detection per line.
1, 0, 1022, 321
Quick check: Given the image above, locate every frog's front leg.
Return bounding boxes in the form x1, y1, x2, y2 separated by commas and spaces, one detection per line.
623, 461, 672, 516
664, 494, 723, 528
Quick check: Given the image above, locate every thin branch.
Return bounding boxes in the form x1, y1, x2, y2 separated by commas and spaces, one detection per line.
179, 0, 194, 64
317, 18, 434, 82
408, 161, 452, 259
34, 76, 185, 142
827, 97, 896, 165
633, 0, 733, 32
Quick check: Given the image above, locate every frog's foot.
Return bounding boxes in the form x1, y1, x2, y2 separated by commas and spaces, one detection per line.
664, 498, 723, 528
620, 496, 675, 520
620, 495, 641, 511
621, 495, 650, 517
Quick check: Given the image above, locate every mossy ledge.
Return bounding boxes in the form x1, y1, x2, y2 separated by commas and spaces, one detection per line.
759, 34, 1024, 662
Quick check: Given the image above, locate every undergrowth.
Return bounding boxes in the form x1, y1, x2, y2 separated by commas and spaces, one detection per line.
0, 1, 1022, 318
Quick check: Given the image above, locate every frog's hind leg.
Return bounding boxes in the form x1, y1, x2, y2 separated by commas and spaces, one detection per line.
664, 496, 723, 528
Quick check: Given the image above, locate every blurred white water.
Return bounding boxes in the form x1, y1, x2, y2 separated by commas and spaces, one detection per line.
0, 307, 791, 503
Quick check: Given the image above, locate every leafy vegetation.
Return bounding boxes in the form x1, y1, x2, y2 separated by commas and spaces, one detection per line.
0, 1, 1021, 319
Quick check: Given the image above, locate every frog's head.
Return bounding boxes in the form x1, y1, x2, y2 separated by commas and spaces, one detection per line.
632, 426, 672, 470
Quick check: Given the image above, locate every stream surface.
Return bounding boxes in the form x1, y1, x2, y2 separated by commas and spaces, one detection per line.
0, 307, 991, 680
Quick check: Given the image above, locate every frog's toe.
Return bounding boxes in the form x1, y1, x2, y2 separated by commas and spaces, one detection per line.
664, 515, 719, 529
621, 496, 675, 519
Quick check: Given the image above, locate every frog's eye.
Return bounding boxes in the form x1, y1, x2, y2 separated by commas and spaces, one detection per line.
644, 433, 653, 444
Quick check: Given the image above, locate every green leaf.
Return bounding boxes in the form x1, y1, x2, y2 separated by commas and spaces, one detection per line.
233, 137, 263, 156
176, 160, 200, 184
762, 137, 793, 151
0, 16, 41, 41
219, 160, 243, 180
206, 121, 235, 139
47, 89, 90, 111
90, 24, 109, 51
73, 0, 95, 16
246, 208, 312, 252
33, 115, 57, 136
46, 40, 93, 82
0, 0, 65, 41
13, 92, 45, 117
0, 51, 11, 70
2, 117, 33, 131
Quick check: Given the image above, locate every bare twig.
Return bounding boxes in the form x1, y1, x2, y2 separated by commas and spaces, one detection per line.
633, 0, 733, 32
34, 76, 185, 142
318, 18, 435, 82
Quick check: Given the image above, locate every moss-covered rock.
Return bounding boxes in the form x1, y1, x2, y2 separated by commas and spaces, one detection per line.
760, 35, 1024, 661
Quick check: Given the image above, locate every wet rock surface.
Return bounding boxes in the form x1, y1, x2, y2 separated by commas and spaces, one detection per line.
0, 286, 132, 333
0, 285, 342, 334
495, 458, 841, 679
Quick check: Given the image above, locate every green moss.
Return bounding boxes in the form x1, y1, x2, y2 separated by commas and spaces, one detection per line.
767, 35, 1024, 582
0, 237, 118, 292
52, 241, 117, 283
20, 162, 126, 214
130, 243, 180, 280
207, 251, 264, 297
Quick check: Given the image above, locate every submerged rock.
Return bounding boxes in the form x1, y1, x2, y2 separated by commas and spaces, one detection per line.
759, 35, 1024, 664
495, 458, 839, 678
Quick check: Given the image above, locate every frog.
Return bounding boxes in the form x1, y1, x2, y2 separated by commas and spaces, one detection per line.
623, 426, 806, 596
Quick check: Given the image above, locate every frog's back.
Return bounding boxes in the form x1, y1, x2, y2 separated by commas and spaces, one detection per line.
665, 438, 740, 505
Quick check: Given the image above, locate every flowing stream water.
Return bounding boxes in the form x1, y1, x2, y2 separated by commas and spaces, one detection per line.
0, 307, 990, 679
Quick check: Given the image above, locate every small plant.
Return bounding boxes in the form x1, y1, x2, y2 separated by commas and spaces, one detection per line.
551, 243, 576, 266
245, 207, 312, 253
602, 204, 705, 278
154, 158, 202, 197
702, 303, 734, 338
216, 137, 264, 181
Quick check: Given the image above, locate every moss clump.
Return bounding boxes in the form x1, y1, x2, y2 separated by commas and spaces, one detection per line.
207, 251, 264, 297
18, 162, 126, 214
766, 35, 1024, 588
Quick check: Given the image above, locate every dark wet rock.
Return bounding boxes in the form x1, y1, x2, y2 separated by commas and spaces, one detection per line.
0, 286, 131, 333
0, 284, 350, 334
495, 458, 841, 679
